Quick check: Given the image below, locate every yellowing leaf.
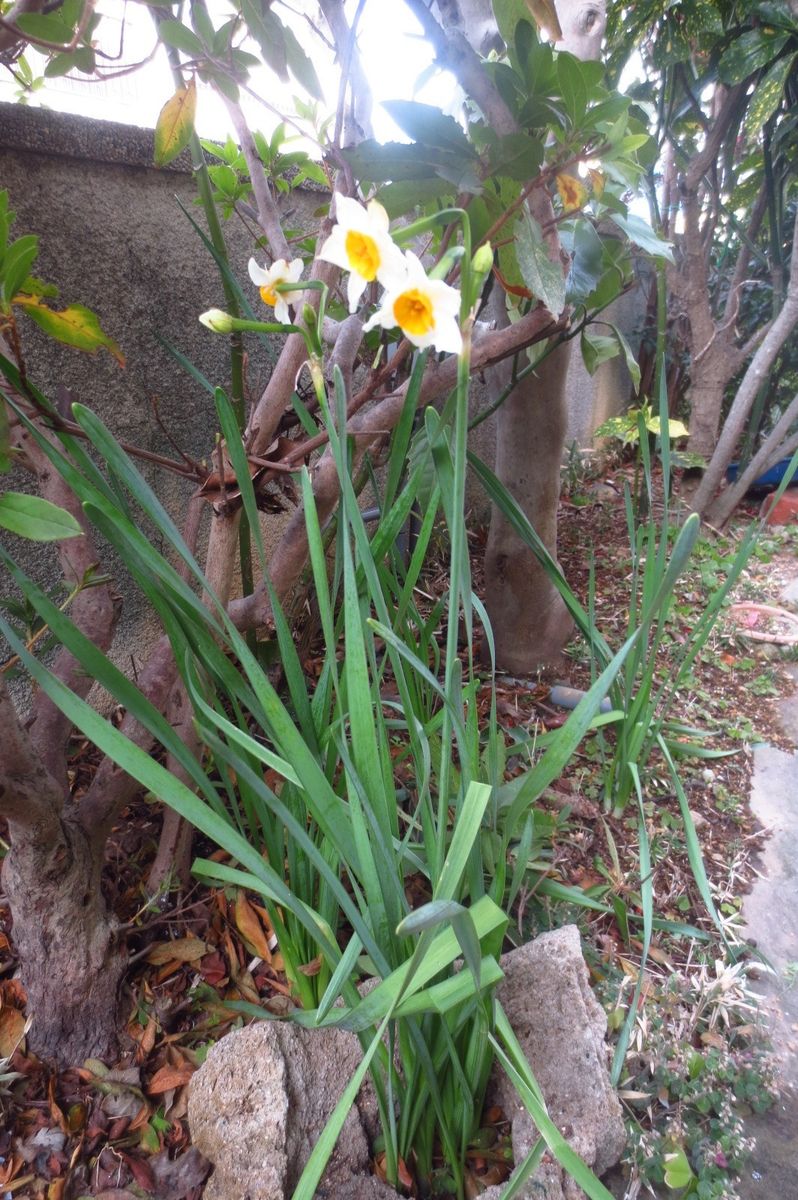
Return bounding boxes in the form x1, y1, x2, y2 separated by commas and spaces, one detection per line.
154, 78, 197, 168
14, 295, 124, 365
234, 889, 273, 961
588, 168, 606, 198
556, 173, 588, 213
525, 0, 562, 40
146, 936, 208, 965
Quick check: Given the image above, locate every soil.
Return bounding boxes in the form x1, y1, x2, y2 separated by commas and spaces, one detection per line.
0, 470, 796, 1199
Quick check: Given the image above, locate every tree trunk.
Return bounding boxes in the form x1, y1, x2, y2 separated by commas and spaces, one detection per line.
483, 332, 574, 670
3, 815, 125, 1067
686, 374, 727, 460
478, 0, 607, 671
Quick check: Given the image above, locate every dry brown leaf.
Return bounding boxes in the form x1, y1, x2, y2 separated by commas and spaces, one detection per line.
234, 890, 273, 961
0, 1006, 26, 1058
146, 936, 208, 966
147, 1064, 195, 1095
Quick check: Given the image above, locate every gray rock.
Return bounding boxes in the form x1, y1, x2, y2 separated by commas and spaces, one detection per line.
188, 925, 623, 1200
188, 1020, 370, 1200
490, 924, 626, 1192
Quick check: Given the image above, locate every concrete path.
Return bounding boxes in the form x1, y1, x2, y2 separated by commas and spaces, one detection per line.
737, 663, 798, 1197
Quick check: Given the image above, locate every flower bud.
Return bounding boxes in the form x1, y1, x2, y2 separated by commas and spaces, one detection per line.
199, 308, 235, 334
301, 303, 317, 329
472, 242, 494, 275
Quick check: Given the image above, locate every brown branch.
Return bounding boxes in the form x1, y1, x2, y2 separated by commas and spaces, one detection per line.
705, 389, 798, 527
319, 0, 374, 146
722, 182, 768, 328
0, 673, 65, 840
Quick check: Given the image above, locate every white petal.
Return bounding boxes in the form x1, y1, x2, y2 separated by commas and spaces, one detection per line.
375, 244, 410, 290
363, 303, 390, 333
431, 317, 463, 355
274, 295, 292, 324
317, 227, 349, 270
346, 271, 368, 313
333, 194, 368, 229
366, 199, 390, 232
248, 257, 271, 286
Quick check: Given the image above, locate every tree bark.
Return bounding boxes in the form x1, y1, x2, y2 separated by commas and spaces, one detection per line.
705, 388, 798, 527
0, 675, 125, 1066
691, 209, 798, 517
483, 337, 575, 668
3, 816, 125, 1067
482, 0, 606, 671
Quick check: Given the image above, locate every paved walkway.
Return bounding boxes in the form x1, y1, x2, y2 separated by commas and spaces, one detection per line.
737, 641, 798, 1197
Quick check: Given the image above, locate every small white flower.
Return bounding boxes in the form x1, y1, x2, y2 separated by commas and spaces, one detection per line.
363, 251, 462, 355
318, 195, 405, 313
248, 256, 304, 324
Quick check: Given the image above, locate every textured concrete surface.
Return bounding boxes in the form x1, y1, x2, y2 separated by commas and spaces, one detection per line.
1, 102, 317, 699
737, 650, 798, 1198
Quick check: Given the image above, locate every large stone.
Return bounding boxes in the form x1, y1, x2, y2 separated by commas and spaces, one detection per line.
187, 925, 624, 1200
188, 1020, 372, 1200
485, 925, 626, 1199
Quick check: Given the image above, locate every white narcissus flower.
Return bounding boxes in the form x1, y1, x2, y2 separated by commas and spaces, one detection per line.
248, 256, 304, 324
318, 195, 405, 313
364, 251, 463, 355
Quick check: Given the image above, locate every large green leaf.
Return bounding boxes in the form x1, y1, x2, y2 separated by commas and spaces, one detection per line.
0, 492, 81, 541
565, 220, 605, 305
343, 140, 481, 192
1, 235, 39, 308
515, 208, 566, 316
608, 212, 673, 261
719, 28, 789, 84
745, 52, 795, 135
382, 101, 476, 157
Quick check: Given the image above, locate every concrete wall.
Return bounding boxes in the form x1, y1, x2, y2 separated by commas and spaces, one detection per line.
0, 104, 330, 686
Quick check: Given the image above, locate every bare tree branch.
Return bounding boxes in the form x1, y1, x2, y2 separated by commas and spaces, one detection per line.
692, 207, 798, 516
221, 96, 292, 264
318, 0, 374, 145
706, 389, 798, 527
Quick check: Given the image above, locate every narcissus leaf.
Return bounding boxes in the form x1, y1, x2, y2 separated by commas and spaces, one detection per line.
14, 295, 124, 364
154, 78, 197, 168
